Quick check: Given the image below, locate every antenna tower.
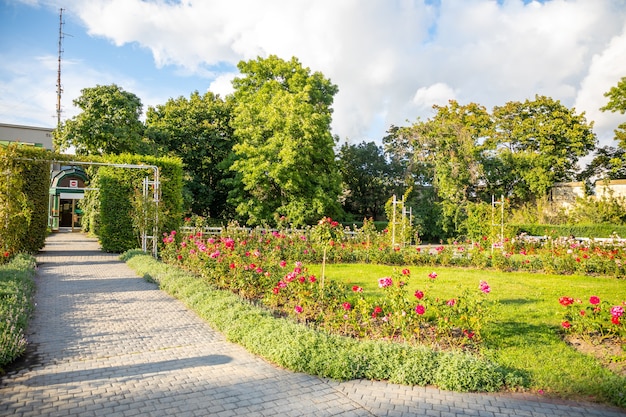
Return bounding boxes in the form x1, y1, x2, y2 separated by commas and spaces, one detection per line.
56, 8, 64, 127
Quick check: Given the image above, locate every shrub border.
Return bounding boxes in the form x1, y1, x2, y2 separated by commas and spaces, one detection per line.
0, 254, 37, 370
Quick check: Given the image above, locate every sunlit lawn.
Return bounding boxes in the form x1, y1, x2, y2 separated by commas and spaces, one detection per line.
310, 263, 626, 401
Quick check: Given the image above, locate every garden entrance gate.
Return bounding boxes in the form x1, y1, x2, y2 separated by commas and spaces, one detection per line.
47, 160, 160, 257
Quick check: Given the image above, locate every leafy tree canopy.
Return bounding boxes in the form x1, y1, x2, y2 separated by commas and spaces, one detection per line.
54, 84, 145, 155
491, 95, 596, 200
578, 146, 626, 182
228, 55, 342, 226
600, 76, 626, 149
389, 101, 491, 204
385, 96, 596, 213
601, 76, 626, 114
145, 91, 234, 218
337, 141, 401, 220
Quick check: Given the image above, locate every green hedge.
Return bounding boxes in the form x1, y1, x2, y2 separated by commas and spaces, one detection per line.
122, 250, 523, 392
19, 148, 54, 253
512, 224, 626, 239
97, 170, 136, 252
0, 146, 57, 259
84, 154, 183, 253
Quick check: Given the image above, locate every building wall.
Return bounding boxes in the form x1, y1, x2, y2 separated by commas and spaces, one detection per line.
595, 179, 626, 199
0, 123, 54, 150
550, 181, 586, 208
551, 180, 626, 207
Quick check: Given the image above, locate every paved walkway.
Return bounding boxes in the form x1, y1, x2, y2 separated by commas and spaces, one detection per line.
1, 232, 625, 417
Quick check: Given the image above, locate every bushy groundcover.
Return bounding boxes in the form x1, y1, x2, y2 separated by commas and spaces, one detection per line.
121, 250, 522, 392
0, 254, 36, 370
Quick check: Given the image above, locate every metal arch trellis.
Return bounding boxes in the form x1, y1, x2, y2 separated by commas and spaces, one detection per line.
49, 160, 161, 258
390, 194, 413, 247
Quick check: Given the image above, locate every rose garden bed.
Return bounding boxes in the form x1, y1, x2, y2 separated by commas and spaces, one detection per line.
150, 220, 626, 408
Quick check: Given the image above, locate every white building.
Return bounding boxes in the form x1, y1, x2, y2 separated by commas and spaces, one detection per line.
551, 180, 626, 208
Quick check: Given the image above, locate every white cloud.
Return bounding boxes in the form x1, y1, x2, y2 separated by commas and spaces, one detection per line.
208, 73, 236, 98
412, 83, 457, 112
575, 21, 626, 149
0, 49, 150, 127
0, 53, 58, 127
7, 0, 626, 149
64, 0, 436, 140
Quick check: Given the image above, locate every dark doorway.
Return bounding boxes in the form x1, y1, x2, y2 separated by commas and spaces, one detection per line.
59, 199, 82, 228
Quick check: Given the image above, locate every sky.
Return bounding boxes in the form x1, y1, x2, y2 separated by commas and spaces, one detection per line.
1, 0, 625, 154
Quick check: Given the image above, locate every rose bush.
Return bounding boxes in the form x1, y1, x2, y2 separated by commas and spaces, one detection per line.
558, 294, 626, 341
161, 221, 495, 348
167, 218, 626, 278
160, 219, 625, 348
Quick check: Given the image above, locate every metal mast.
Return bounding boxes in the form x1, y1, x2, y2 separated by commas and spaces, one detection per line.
56, 8, 64, 127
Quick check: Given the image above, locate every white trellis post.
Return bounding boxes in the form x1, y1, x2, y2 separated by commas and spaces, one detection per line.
391, 194, 412, 248
391, 194, 397, 247
491, 194, 505, 253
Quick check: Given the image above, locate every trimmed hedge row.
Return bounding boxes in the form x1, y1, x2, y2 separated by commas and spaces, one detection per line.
0, 146, 59, 259
89, 154, 183, 253
512, 224, 626, 239
121, 250, 525, 392
20, 149, 52, 254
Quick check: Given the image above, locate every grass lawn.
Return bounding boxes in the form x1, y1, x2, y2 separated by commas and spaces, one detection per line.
310, 263, 626, 401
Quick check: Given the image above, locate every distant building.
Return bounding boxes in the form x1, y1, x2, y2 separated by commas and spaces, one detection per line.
0, 122, 54, 150
49, 165, 87, 232
550, 182, 587, 209
595, 179, 626, 199
550, 180, 626, 208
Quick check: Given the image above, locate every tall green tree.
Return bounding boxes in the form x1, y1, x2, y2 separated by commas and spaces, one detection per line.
383, 124, 429, 187
145, 91, 234, 218
229, 55, 342, 226
384, 97, 595, 240
601, 76, 626, 147
54, 84, 145, 155
337, 141, 399, 220
391, 101, 492, 234
416, 101, 492, 203
578, 146, 626, 181
490, 95, 596, 202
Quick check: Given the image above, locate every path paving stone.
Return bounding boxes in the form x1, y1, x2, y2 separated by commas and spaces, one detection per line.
1, 231, 625, 417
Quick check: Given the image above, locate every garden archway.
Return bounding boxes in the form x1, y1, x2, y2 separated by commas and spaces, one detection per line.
46, 160, 161, 257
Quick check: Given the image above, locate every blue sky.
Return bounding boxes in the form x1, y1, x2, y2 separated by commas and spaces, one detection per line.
1, 1, 218, 126
1, 0, 625, 153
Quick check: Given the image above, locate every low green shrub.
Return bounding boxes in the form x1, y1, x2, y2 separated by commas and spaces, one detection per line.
122, 251, 520, 392
0, 254, 36, 370
513, 224, 626, 239
434, 352, 504, 392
